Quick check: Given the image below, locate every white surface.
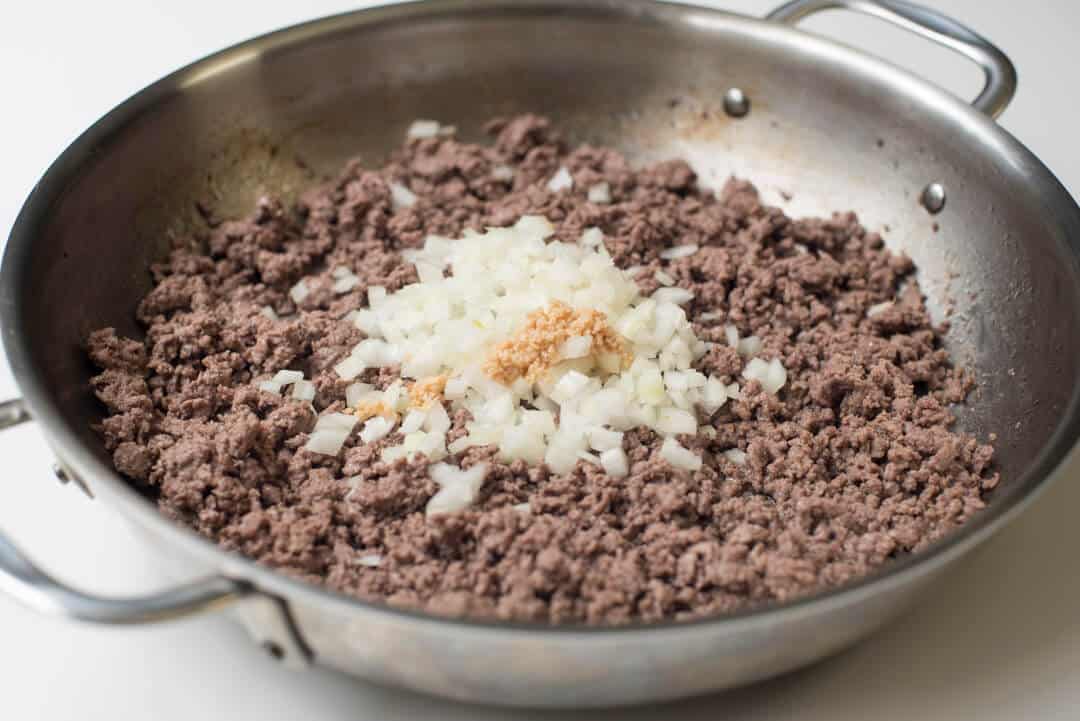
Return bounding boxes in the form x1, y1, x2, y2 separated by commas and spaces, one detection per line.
1, 1, 1078, 718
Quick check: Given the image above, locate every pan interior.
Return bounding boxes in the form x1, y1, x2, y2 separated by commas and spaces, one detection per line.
8, 3, 1080, 535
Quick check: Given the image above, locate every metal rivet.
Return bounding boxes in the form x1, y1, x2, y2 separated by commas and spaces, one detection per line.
921, 183, 946, 214
52, 463, 71, 484
262, 641, 285, 661
723, 87, 750, 118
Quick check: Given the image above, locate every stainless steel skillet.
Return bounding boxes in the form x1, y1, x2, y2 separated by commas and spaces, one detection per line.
2, 0, 1079, 708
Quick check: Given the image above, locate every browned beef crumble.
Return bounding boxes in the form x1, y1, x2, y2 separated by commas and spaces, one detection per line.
87, 115, 998, 625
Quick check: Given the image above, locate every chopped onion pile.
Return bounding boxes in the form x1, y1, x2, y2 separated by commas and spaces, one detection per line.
324, 215, 789, 477
283, 212, 791, 510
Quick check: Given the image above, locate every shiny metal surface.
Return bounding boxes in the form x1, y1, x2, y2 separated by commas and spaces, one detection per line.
767, 0, 1017, 118
2, 0, 1079, 708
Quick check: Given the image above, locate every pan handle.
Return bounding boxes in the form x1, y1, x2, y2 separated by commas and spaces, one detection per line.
0, 397, 247, 623
0, 532, 246, 623
766, 0, 1017, 119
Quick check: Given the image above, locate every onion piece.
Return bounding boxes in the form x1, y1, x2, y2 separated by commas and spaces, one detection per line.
389, 181, 418, 209
868, 300, 893, 317
360, 416, 395, 443
334, 355, 367, 381
656, 407, 697, 436
660, 244, 699, 260
258, 380, 282, 395
559, 335, 593, 360
345, 383, 374, 408
407, 119, 441, 138
600, 447, 629, 478
289, 279, 310, 304
356, 554, 382, 568
290, 379, 316, 401
547, 166, 573, 192
660, 437, 702, 471
587, 182, 611, 204
426, 462, 489, 516
723, 448, 748, 465
652, 287, 694, 305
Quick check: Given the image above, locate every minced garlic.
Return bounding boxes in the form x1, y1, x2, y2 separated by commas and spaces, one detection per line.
351, 399, 397, 422
483, 300, 630, 384
409, 375, 448, 408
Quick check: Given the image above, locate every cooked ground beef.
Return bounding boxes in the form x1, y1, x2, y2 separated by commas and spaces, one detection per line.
87, 115, 997, 625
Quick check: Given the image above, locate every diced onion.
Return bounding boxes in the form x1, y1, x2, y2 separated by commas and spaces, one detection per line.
737, 335, 763, 358
360, 416, 395, 443
587, 182, 611, 204
401, 409, 426, 434
272, 370, 304, 386
333, 275, 359, 294
258, 380, 282, 395
723, 448, 748, 465
588, 427, 623, 452
547, 166, 573, 192
660, 437, 702, 471
356, 554, 383, 567
345, 383, 374, 408
560, 335, 593, 360
579, 227, 604, 247
334, 355, 367, 381
656, 407, 697, 436
743, 357, 787, 394
652, 287, 694, 305
426, 462, 489, 516
407, 119, 441, 138
289, 279, 310, 304
290, 379, 316, 401
868, 301, 893, 317
600, 447, 629, 477
660, 244, 699, 260
390, 181, 418, 209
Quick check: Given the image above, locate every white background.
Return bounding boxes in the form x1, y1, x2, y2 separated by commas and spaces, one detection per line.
2, 1, 1078, 718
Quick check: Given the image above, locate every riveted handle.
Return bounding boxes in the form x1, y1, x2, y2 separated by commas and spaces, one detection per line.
0, 396, 246, 622
766, 0, 1017, 118
0, 530, 246, 623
